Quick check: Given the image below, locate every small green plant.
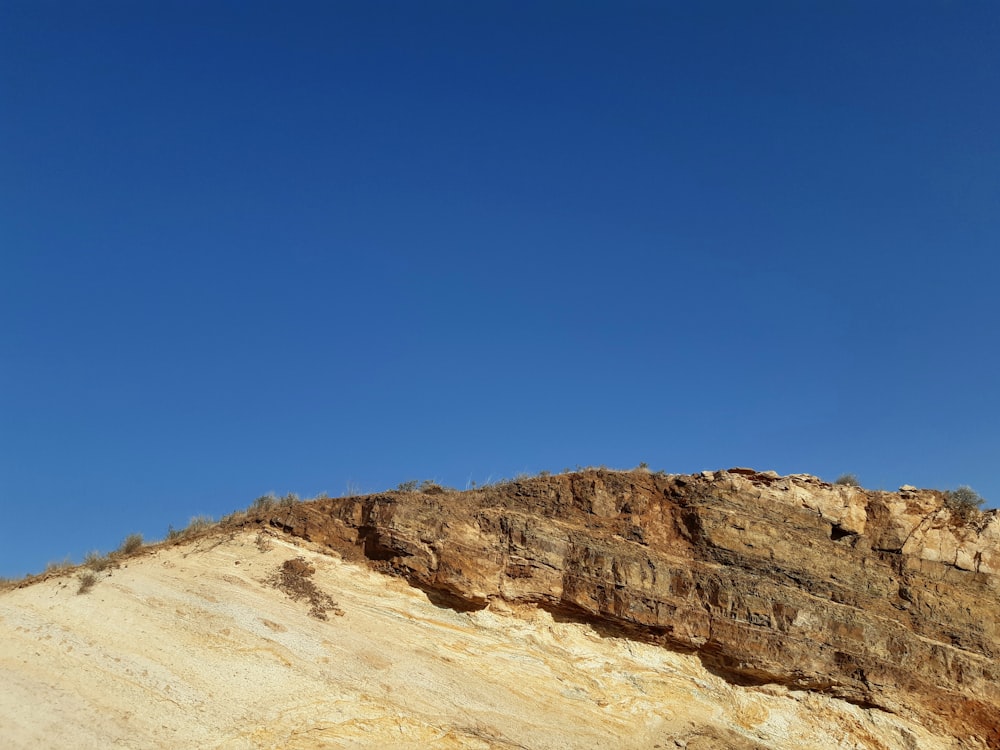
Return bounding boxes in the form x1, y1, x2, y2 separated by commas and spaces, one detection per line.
396, 480, 419, 492
77, 571, 98, 594
279, 492, 300, 508
418, 479, 447, 494
834, 473, 860, 487
638, 462, 649, 471
944, 486, 985, 520
118, 533, 143, 556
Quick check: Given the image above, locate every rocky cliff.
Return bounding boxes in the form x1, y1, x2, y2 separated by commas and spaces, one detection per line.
259, 468, 1000, 746
2, 468, 998, 749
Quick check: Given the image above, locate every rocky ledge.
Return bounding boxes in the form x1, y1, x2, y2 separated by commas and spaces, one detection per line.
250, 469, 1000, 747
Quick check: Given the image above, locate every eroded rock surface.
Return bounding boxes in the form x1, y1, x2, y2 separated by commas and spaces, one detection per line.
2, 468, 997, 748
261, 469, 1000, 746
4, 530, 963, 750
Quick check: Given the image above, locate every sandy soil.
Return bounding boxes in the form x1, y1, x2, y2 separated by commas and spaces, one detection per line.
0, 530, 959, 749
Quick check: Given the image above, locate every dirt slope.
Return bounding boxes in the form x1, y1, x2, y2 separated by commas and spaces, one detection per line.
1, 468, 997, 748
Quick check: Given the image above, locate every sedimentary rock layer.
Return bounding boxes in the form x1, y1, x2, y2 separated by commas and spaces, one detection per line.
1, 531, 961, 749
259, 469, 1000, 746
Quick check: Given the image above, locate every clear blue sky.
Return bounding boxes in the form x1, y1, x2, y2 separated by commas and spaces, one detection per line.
2, 2, 998, 576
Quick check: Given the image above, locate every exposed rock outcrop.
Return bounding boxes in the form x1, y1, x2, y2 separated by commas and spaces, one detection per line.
258, 469, 1000, 746
2, 530, 965, 749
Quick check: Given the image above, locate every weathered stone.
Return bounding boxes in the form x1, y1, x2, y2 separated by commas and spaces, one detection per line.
266, 469, 1000, 746
1, 530, 964, 749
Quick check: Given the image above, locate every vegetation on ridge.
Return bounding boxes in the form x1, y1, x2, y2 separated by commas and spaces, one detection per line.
944, 485, 985, 521
1, 468, 994, 591
834, 473, 861, 487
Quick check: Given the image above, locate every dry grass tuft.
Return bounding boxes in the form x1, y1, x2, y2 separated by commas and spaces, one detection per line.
255, 531, 273, 552
186, 515, 214, 533
251, 494, 277, 513
84, 551, 112, 572
220, 510, 247, 526
118, 533, 143, 556
45, 558, 73, 574
77, 571, 98, 594
167, 515, 216, 541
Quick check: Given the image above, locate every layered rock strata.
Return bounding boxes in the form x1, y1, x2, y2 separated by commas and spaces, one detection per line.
2, 530, 964, 749
257, 469, 1000, 746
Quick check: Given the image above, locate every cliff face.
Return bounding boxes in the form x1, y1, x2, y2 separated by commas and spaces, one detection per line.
265, 469, 1000, 746
2, 527, 967, 750
3, 468, 997, 748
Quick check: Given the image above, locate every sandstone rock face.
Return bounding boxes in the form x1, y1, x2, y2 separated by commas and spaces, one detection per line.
0, 530, 962, 749
265, 469, 1000, 747
2, 469, 997, 748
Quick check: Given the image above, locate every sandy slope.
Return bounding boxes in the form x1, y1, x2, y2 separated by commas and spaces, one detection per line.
0, 530, 960, 749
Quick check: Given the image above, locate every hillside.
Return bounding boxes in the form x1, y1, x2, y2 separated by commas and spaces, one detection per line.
1, 468, 998, 749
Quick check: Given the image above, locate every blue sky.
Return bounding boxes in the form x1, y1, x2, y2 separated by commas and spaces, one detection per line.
2, 2, 998, 576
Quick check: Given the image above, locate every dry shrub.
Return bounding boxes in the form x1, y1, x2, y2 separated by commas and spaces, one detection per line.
269, 557, 343, 620
45, 558, 73, 574
77, 571, 98, 594
219, 510, 246, 526
419, 479, 449, 494
255, 531, 273, 552
118, 533, 143, 555
945, 486, 985, 522
84, 551, 112, 572
166, 515, 216, 542
251, 494, 277, 512
186, 515, 214, 533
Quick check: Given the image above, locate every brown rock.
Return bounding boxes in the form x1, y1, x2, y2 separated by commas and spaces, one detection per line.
263, 469, 1000, 747
2, 530, 960, 748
